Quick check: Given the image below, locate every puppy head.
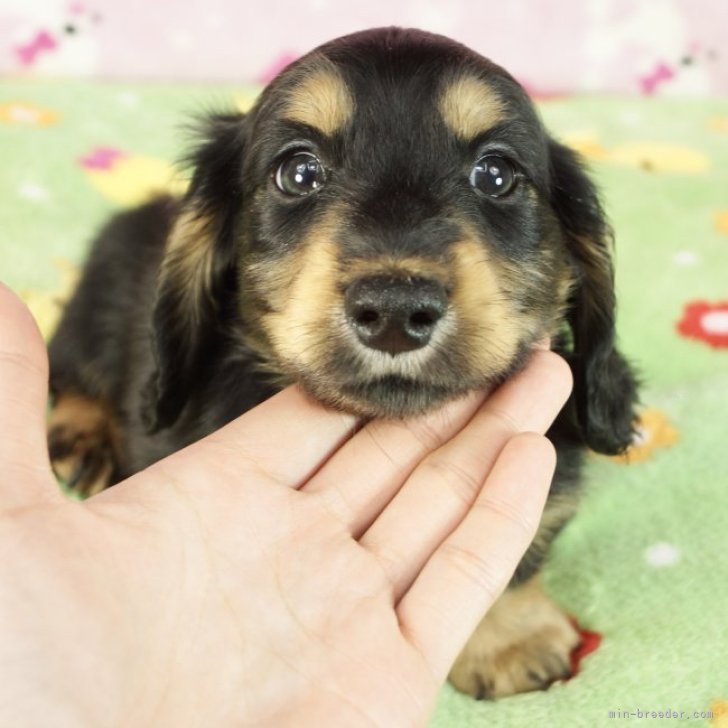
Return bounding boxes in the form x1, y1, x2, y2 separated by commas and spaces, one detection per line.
147, 27, 636, 454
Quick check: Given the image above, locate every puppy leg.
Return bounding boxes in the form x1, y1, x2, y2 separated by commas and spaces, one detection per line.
48, 393, 121, 497
448, 576, 580, 699
46, 199, 175, 492
449, 487, 583, 699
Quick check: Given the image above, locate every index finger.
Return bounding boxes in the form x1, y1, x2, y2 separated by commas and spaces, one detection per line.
183, 385, 358, 489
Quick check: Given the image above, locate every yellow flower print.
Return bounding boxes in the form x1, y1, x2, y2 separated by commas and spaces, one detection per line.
708, 117, 728, 134
710, 699, 728, 727
234, 90, 260, 114
607, 142, 709, 173
0, 101, 59, 126
19, 259, 80, 340
609, 408, 679, 464
716, 211, 728, 236
561, 132, 709, 173
78, 147, 187, 207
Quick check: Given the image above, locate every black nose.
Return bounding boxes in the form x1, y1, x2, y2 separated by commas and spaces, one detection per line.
345, 276, 448, 355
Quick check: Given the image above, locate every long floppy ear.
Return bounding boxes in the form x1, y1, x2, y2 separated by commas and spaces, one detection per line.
549, 138, 638, 454
144, 113, 247, 432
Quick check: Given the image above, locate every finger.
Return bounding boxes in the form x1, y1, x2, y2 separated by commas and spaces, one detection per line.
397, 433, 556, 682
302, 390, 487, 534
177, 385, 358, 489
0, 283, 58, 508
360, 351, 571, 598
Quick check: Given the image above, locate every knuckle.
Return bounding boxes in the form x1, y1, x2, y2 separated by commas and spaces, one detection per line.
439, 542, 505, 600
371, 543, 405, 587
483, 405, 522, 434
419, 456, 484, 508
473, 494, 540, 540
404, 416, 446, 453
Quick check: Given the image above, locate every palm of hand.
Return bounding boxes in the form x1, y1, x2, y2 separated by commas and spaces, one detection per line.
0, 283, 569, 728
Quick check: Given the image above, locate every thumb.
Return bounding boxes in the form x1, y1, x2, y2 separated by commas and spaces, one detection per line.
0, 283, 57, 508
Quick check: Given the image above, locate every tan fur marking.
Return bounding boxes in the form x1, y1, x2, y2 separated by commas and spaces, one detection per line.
283, 58, 354, 135
557, 269, 577, 308
250, 208, 455, 377
449, 576, 581, 698
160, 211, 216, 325
48, 393, 121, 496
450, 238, 538, 375
440, 75, 505, 139
262, 238, 341, 369
49, 393, 109, 434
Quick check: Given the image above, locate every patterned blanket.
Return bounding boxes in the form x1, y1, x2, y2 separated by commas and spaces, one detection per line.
1, 82, 727, 728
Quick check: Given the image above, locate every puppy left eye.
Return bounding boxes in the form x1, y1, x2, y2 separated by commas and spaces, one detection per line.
275, 152, 326, 196
469, 155, 518, 198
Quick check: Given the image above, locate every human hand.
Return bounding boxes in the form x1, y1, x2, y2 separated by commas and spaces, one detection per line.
0, 283, 571, 728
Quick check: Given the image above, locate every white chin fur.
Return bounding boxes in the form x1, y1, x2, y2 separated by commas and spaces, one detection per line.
341, 311, 455, 380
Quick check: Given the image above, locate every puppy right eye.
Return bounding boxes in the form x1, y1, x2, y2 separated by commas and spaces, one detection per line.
274, 152, 326, 196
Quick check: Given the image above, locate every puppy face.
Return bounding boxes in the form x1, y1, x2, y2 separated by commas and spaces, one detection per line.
150, 28, 637, 453
237, 33, 572, 417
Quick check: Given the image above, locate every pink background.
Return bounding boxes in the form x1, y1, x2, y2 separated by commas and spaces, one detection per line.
2, 0, 727, 95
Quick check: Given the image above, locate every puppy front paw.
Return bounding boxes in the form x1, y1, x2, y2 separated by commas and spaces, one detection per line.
448, 578, 581, 699
48, 394, 120, 497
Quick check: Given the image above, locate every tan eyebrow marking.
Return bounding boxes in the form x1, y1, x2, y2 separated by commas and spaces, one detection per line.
283, 58, 354, 136
439, 74, 505, 140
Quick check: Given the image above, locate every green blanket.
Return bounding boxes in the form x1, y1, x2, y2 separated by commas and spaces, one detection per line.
1, 82, 727, 728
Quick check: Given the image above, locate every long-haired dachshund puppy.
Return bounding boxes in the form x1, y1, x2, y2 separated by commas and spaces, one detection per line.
48, 27, 637, 698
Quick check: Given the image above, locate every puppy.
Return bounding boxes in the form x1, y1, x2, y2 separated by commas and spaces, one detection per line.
48, 27, 637, 698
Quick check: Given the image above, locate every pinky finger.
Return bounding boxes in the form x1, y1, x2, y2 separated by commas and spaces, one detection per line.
396, 432, 556, 683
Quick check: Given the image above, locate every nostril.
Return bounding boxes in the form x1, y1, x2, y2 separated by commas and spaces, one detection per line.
409, 309, 437, 329
356, 309, 380, 327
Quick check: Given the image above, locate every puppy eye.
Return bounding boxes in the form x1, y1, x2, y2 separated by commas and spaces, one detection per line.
275, 152, 326, 196
469, 155, 518, 198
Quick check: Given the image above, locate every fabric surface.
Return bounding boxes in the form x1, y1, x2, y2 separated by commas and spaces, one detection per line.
1, 82, 727, 727
2, 0, 728, 95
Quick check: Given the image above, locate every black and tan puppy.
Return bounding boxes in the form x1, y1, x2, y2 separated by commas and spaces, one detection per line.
48, 27, 637, 698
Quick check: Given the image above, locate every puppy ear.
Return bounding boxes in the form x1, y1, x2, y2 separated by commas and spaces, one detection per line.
549, 138, 638, 454
144, 113, 247, 432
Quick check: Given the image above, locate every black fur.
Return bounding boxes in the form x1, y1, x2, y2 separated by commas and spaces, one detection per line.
146, 113, 249, 432
548, 139, 638, 454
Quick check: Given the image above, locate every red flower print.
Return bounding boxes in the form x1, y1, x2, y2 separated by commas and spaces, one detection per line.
554, 619, 602, 683
569, 624, 602, 678
677, 301, 728, 349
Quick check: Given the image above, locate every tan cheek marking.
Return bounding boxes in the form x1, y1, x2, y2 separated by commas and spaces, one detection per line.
159, 211, 216, 325
249, 216, 459, 373
553, 268, 577, 334
258, 211, 343, 369
283, 59, 354, 136
440, 74, 505, 140
451, 238, 536, 374
557, 269, 576, 304
243, 249, 308, 319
